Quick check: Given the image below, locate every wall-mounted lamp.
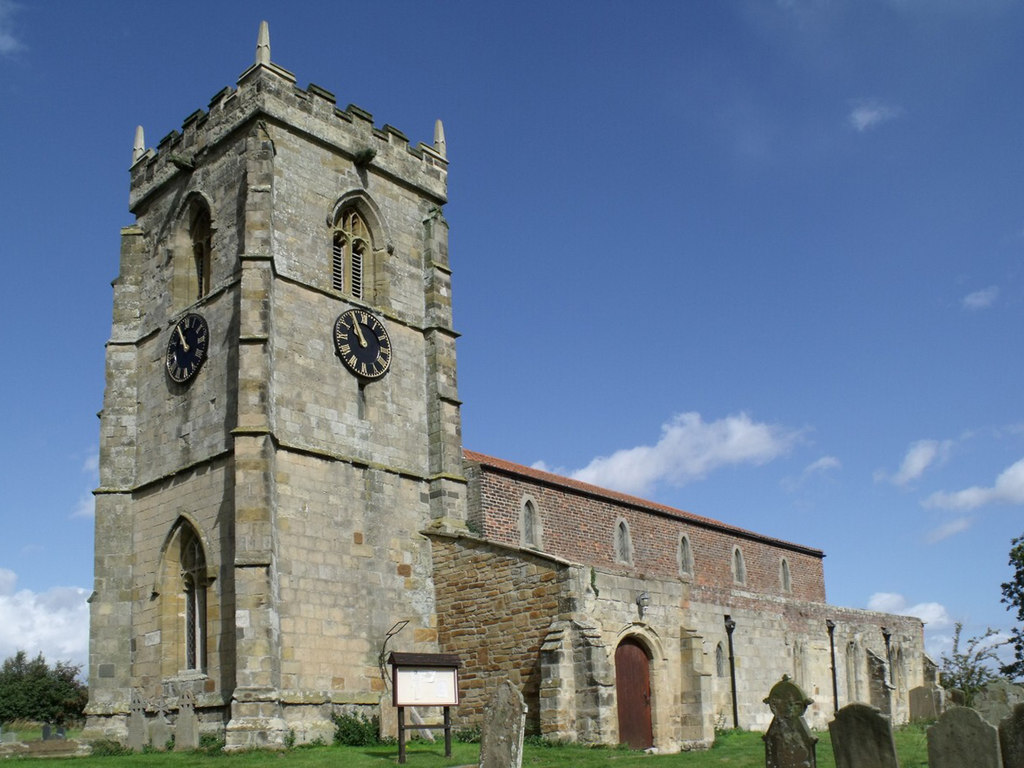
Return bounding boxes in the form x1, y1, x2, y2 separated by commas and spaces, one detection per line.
636, 592, 650, 619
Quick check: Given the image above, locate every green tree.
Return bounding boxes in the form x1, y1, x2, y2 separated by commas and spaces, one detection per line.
939, 622, 1003, 707
1002, 533, 1024, 681
0, 651, 88, 725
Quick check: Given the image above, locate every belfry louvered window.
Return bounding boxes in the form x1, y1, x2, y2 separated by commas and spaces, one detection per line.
332, 207, 369, 299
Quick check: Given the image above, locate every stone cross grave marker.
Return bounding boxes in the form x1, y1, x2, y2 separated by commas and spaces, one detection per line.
127, 689, 147, 752
999, 703, 1024, 768
174, 689, 199, 751
927, 706, 1002, 768
828, 703, 900, 768
479, 679, 527, 768
763, 675, 817, 768
149, 697, 171, 751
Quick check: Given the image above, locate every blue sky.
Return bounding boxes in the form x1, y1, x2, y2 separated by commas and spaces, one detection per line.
1, 0, 1023, 674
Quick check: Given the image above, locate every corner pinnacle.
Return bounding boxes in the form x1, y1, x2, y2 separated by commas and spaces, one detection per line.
434, 119, 447, 159
132, 125, 145, 165
255, 21, 270, 66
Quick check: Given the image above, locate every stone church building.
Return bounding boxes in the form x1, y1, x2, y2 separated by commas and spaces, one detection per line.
85, 23, 927, 752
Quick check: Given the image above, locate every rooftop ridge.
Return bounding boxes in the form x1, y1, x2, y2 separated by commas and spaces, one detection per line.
463, 448, 825, 558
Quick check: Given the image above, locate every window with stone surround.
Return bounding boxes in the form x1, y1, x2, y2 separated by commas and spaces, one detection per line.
172, 195, 213, 310
180, 526, 208, 672
715, 642, 726, 677
678, 534, 693, 576
614, 519, 633, 564
780, 557, 791, 593
332, 207, 369, 299
521, 498, 542, 549
732, 546, 746, 585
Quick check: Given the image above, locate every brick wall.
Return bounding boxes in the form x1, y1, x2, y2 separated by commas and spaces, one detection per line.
465, 451, 826, 604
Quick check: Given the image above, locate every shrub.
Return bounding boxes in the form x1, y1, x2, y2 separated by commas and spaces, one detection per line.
89, 739, 132, 756
332, 711, 380, 746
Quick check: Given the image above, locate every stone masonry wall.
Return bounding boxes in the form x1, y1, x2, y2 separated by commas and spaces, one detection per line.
431, 533, 569, 735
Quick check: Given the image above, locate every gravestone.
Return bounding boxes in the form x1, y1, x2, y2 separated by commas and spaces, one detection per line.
41, 724, 51, 741
999, 703, 1024, 768
976, 680, 1024, 727
828, 703, 899, 768
127, 690, 147, 752
54, 726, 66, 740
479, 680, 527, 768
909, 685, 943, 721
174, 690, 199, 751
149, 698, 171, 751
927, 706, 1002, 768
763, 675, 817, 768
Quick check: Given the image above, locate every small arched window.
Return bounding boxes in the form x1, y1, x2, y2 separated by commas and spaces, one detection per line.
715, 642, 727, 678
732, 547, 746, 585
188, 202, 212, 301
521, 499, 541, 549
614, 520, 632, 564
678, 534, 694, 576
780, 558, 792, 593
180, 526, 208, 672
332, 207, 370, 299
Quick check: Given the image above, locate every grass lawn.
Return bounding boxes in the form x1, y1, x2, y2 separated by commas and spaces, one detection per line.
12, 724, 933, 767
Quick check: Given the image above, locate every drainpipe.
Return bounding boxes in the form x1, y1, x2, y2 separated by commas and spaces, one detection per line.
724, 615, 738, 729
826, 619, 838, 714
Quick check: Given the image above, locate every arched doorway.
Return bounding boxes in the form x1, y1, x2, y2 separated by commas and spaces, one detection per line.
615, 637, 653, 749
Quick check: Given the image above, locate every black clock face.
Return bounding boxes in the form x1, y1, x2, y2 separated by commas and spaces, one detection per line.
333, 309, 392, 380
166, 313, 210, 384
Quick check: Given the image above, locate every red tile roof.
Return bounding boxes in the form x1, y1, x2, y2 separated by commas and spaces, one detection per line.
463, 448, 824, 558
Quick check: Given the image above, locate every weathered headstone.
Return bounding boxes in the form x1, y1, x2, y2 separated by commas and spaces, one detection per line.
927, 706, 1002, 768
999, 703, 1024, 768
763, 675, 817, 768
479, 680, 527, 768
828, 703, 899, 768
54, 726, 66, 740
41, 724, 51, 741
149, 698, 171, 751
127, 689, 147, 752
976, 680, 1024, 727
174, 690, 199, 751
909, 685, 944, 721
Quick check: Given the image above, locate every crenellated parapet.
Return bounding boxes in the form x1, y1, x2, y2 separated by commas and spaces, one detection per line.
129, 21, 447, 213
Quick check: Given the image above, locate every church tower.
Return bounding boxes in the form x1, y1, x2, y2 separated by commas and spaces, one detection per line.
86, 22, 465, 747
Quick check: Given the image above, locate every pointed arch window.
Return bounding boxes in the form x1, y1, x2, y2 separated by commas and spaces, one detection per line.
614, 519, 633, 564
189, 202, 212, 301
180, 527, 208, 672
678, 534, 694, 576
780, 558, 792, 593
732, 547, 746, 586
521, 499, 541, 549
715, 642, 727, 678
332, 207, 370, 299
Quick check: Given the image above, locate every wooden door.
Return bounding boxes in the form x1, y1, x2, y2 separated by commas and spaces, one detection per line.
615, 637, 653, 749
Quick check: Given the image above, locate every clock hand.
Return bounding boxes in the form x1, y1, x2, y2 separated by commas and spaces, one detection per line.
351, 315, 368, 348
176, 324, 190, 352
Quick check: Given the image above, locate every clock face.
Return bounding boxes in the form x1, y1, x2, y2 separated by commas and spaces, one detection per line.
166, 313, 210, 384
333, 309, 392, 380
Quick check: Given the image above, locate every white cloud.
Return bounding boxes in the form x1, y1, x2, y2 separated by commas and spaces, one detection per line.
924, 457, 1024, 510
962, 286, 999, 310
868, 592, 953, 628
570, 412, 799, 496
848, 99, 903, 132
0, 0, 23, 56
804, 455, 840, 475
0, 571, 89, 670
72, 448, 99, 519
925, 516, 973, 543
883, 439, 952, 486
